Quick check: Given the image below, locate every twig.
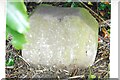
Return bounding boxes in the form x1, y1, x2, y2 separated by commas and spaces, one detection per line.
69, 75, 85, 79
80, 2, 105, 23
94, 58, 104, 65
70, 68, 78, 77
13, 65, 23, 71
12, 52, 30, 67
17, 55, 30, 67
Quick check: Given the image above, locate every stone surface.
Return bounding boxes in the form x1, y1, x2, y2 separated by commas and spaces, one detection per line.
22, 6, 98, 69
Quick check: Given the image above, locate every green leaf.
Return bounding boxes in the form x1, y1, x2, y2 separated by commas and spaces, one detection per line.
108, 11, 110, 14
7, 0, 29, 34
107, 29, 110, 34
98, 3, 107, 10
90, 75, 96, 79
6, 0, 29, 49
6, 57, 14, 66
6, 26, 27, 50
71, 2, 79, 8
88, 66, 96, 80
107, 4, 111, 10
88, 1, 93, 6
71, 2, 75, 8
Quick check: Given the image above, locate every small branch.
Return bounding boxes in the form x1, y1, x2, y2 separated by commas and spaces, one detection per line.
17, 55, 30, 67
80, 2, 104, 22
69, 75, 85, 79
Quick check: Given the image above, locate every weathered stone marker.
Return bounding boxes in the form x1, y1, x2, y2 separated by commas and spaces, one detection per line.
22, 6, 98, 69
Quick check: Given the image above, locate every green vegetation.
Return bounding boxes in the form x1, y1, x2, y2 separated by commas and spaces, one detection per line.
6, 0, 29, 50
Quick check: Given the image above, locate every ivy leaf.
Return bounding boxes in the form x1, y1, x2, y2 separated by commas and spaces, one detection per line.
7, 0, 29, 34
